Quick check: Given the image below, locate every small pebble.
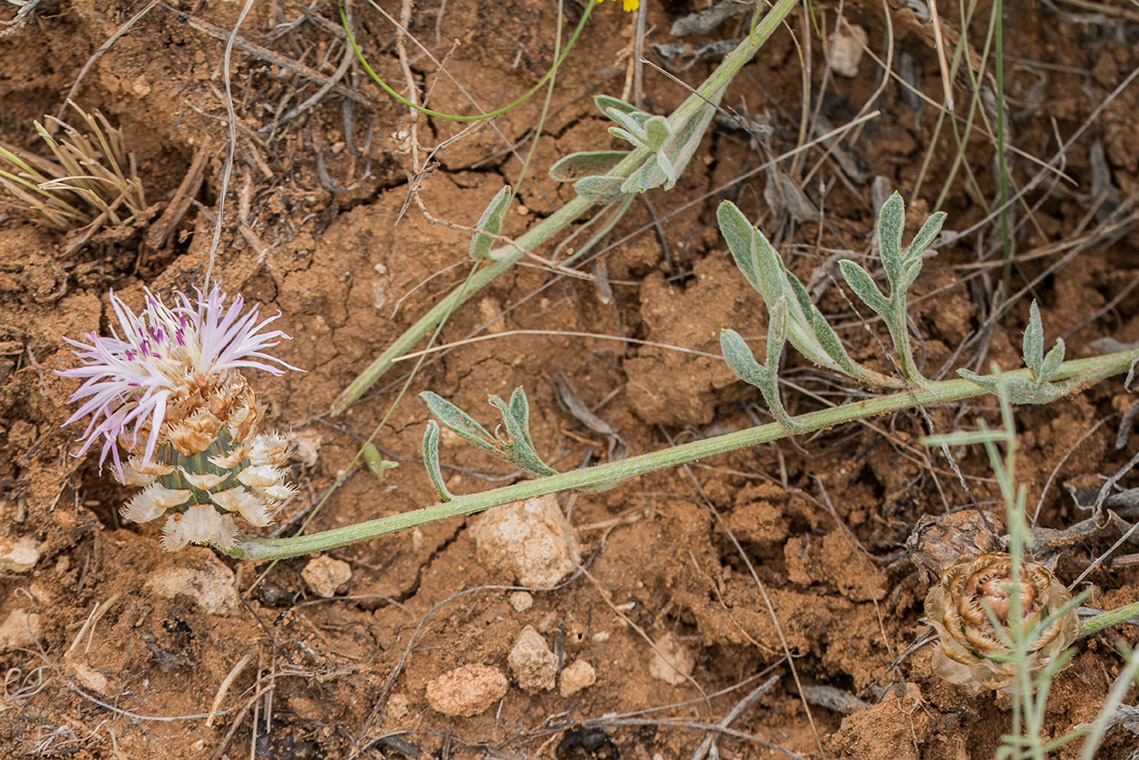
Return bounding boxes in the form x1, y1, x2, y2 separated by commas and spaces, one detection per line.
559, 660, 597, 697
829, 25, 869, 78
426, 664, 508, 717
509, 625, 557, 692
648, 633, 695, 686
302, 555, 352, 598
509, 591, 533, 612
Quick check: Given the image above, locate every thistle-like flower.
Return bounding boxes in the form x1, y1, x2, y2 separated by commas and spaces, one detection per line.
924, 552, 1079, 693
60, 283, 300, 551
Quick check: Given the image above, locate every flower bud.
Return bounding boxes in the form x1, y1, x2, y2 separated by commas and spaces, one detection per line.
924, 552, 1078, 693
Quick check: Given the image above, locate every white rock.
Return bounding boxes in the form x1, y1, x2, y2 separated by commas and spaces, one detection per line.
425, 664, 508, 717
0, 608, 41, 651
508, 625, 557, 693
509, 591, 533, 612
70, 662, 110, 694
829, 25, 869, 78
469, 495, 580, 588
648, 632, 696, 686
302, 555, 352, 598
0, 535, 42, 573
144, 548, 238, 615
559, 660, 597, 697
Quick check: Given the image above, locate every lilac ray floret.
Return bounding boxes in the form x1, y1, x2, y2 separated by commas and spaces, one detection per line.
60, 283, 298, 474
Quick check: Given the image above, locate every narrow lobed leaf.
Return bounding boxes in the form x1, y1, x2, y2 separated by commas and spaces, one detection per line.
905, 210, 947, 260
548, 151, 629, 183
468, 185, 513, 261
1024, 300, 1045, 377
838, 259, 888, 315
877, 191, 906, 284
421, 421, 454, 502
419, 392, 499, 454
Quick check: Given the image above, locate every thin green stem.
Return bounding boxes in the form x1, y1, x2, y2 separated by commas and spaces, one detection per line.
236, 347, 1138, 561
1078, 600, 1139, 638
329, 0, 801, 415
340, 1, 593, 122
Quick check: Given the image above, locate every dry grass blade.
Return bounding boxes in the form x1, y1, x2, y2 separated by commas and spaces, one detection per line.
0, 102, 147, 248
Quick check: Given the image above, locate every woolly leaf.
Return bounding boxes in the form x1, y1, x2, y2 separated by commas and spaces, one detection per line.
549, 151, 629, 183
905, 210, 947, 260
421, 421, 453, 502
877, 192, 906, 285
839, 259, 888, 316
468, 185, 513, 261
419, 392, 499, 454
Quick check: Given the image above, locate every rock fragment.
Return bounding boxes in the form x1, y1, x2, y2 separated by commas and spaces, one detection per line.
829, 25, 869, 78
509, 591, 533, 612
648, 632, 696, 686
425, 664, 508, 717
302, 555, 352, 598
0, 608, 41, 652
508, 625, 557, 692
143, 548, 238, 615
469, 495, 580, 588
0, 535, 42, 573
559, 660, 597, 697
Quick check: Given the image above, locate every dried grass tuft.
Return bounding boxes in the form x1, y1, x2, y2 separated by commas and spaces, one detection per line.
0, 102, 147, 250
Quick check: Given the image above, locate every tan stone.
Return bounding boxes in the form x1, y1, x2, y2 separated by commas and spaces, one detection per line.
559, 660, 597, 697
425, 664, 508, 717
469, 495, 580, 588
648, 633, 695, 686
143, 548, 238, 615
302, 555, 352, 598
508, 625, 556, 693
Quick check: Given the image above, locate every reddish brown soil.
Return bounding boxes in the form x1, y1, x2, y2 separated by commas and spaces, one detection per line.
1, 1, 1138, 758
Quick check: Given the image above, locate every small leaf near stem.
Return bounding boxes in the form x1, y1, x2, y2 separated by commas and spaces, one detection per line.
469, 185, 513, 261
421, 421, 453, 501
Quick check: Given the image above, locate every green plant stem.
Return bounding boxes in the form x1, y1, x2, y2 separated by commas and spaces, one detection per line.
341, 1, 593, 122
329, 0, 800, 415
1078, 600, 1139, 638
238, 347, 1138, 561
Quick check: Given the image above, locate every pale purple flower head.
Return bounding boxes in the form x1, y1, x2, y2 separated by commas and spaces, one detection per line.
60, 283, 298, 475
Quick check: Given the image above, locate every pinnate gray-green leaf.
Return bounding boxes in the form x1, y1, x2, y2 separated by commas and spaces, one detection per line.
421, 421, 453, 502
1040, 340, 1066, 384
717, 201, 761, 291
574, 175, 626, 203
594, 94, 638, 119
469, 186, 513, 261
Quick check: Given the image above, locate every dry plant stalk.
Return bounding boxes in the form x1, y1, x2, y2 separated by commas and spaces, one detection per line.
0, 102, 147, 250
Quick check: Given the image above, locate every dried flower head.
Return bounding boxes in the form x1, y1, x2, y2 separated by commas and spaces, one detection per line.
61, 283, 300, 551
924, 552, 1078, 693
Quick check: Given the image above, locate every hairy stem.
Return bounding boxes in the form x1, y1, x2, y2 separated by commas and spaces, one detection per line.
329, 0, 800, 415
236, 348, 1138, 561
1079, 600, 1139, 638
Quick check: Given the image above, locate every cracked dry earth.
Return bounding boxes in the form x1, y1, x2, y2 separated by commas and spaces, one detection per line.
1, 1, 1139, 759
